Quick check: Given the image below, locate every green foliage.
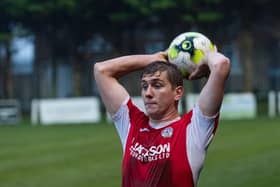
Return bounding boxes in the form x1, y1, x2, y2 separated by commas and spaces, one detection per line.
182, 15, 195, 23
116, 0, 224, 26
124, 0, 176, 15
110, 12, 131, 22
0, 0, 26, 17
0, 32, 12, 42
197, 11, 223, 22
150, 0, 176, 9
0, 0, 230, 37
1, 0, 279, 31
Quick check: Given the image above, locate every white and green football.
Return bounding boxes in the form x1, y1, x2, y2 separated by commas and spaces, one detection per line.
168, 32, 216, 78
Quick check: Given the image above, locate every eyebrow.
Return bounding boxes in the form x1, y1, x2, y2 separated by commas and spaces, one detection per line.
141, 79, 164, 84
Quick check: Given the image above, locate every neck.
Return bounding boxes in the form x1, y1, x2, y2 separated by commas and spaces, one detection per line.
149, 109, 180, 124
149, 116, 181, 129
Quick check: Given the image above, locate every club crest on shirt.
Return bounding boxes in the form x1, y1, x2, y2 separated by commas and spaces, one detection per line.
161, 127, 173, 138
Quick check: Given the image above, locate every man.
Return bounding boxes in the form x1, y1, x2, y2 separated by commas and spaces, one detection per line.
94, 49, 230, 187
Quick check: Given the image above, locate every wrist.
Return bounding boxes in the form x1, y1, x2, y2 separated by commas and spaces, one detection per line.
153, 51, 168, 62
207, 52, 230, 76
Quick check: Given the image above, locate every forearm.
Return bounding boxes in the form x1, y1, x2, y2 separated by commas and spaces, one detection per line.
198, 52, 230, 116
93, 52, 166, 115
94, 54, 163, 79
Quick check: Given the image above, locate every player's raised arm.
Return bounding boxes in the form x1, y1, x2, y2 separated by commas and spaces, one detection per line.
189, 51, 231, 117
93, 52, 167, 115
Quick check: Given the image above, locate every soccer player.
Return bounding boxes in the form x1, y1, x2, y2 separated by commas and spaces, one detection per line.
94, 50, 230, 187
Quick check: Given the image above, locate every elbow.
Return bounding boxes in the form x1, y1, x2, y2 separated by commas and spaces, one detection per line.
94, 61, 117, 80
220, 57, 231, 76
93, 62, 106, 79
213, 57, 231, 78
94, 62, 102, 74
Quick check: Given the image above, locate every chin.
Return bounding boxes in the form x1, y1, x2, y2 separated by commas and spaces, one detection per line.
146, 109, 155, 116
146, 110, 160, 118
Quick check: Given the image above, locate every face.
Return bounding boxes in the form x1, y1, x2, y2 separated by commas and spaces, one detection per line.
141, 71, 183, 120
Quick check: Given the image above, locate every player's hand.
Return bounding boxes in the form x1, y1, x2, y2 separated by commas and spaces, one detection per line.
188, 52, 212, 80
154, 50, 168, 62
188, 61, 210, 80
188, 50, 229, 80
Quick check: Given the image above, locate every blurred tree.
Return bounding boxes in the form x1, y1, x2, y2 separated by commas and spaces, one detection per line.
4, 0, 225, 97
0, 33, 12, 99
1, 0, 279, 97
0, 0, 15, 98
223, 0, 280, 92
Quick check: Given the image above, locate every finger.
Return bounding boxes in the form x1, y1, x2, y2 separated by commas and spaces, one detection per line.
188, 74, 195, 80
213, 45, 217, 52
157, 51, 168, 62
188, 68, 200, 80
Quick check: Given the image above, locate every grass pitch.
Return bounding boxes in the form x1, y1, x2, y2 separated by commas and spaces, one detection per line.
0, 117, 279, 187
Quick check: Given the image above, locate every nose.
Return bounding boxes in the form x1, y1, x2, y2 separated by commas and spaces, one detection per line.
144, 85, 154, 98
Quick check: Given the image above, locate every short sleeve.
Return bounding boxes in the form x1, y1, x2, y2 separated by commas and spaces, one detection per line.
111, 96, 131, 152
186, 104, 219, 184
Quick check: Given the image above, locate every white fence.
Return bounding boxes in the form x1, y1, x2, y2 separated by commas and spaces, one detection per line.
186, 93, 257, 119
29, 92, 280, 125
0, 99, 21, 124
268, 91, 280, 118
31, 97, 100, 125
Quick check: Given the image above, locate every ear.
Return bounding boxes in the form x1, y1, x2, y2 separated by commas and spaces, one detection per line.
174, 86, 184, 101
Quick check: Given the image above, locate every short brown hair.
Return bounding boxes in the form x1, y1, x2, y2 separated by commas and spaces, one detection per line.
141, 61, 183, 89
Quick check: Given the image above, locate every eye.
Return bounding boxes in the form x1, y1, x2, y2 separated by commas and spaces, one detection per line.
153, 82, 163, 89
141, 82, 148, 90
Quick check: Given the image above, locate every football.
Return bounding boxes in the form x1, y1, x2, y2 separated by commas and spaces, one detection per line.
167, 32, 216, 78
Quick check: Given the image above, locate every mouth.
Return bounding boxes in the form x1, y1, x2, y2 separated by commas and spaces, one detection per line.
145, 102, 157, 107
